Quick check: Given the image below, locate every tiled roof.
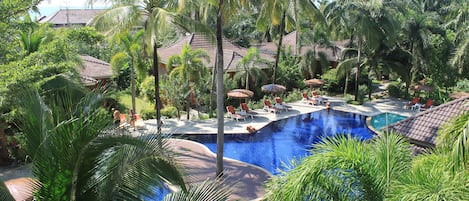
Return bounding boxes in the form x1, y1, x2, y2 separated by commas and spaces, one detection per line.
387, 97, 469, 148
79, 55, 112, 80
257, 31, 345, 61
39, 9, 105, 26
158, 33, 274, 72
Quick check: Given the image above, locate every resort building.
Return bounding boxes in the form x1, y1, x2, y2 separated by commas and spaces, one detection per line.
388, 96, 469, 152
158, 33, 275, 76
38, 9, 105, 27
78, 55, 112, 88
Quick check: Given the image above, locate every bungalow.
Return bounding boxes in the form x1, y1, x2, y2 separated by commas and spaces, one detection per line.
157, 33, 275, 76
78, 55, 112, 88
387, 96, 469, 153
39, 9, 105, 27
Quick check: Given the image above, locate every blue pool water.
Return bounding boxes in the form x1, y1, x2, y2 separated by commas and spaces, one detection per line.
185, 109, 375, 175
370, 112, 407, 131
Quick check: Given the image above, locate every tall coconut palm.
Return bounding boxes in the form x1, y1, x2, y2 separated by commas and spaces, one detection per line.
264, 133, 412, 200
324, 0, 400, 101
256, 0, 322, 85
111, 29, 145, 113
167, 44, 209, 120
177, 0, 247, 177
15, 84, 187, 200
88, 0, 178, 136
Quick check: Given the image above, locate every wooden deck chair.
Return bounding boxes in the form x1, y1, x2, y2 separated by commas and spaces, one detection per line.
275, 97, 291, 111
118, 114, 130, 129
226, 105, 245, 121
134, 114, 146, 129
419, 99, 434, 111
405, 97, 419, 109
263, 99, 279, 113
240, 103, 258, 119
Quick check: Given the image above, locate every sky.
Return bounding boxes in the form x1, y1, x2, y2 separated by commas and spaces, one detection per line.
34, 0, 110, 17
37, 0, 109, 8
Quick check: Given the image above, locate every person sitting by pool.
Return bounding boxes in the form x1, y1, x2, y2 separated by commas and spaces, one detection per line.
112, 108, 121, 126
325, 101, 332, 111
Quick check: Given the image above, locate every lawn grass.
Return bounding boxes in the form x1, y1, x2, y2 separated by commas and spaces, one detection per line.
117, 93, 154, 114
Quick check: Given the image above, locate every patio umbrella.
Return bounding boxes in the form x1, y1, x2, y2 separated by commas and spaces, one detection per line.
449, 91, 469, 99
413, 84, 434, 91
304, 79, 325, 88
261, 84, 286, 94
227, 89, 254, 99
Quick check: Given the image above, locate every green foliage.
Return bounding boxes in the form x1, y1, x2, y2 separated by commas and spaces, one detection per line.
276, 50, 302, 89
140, 76, 156, 103
322, 68, 342, 93
387, 82, 403, 98
357, 85, 368, 104
67, 26, 105, 58
15, 86, 187, 200
265, 134, 412, 200
161, 106, 178, 119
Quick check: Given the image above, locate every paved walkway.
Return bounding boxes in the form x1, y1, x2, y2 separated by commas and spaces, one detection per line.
1, 96, 419, 201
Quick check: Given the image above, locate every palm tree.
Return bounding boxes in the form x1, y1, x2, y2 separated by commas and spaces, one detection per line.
89, 0, 178, 136
264, 133, 412, 200
256, 0, 322, 85
167, 44, 209, 120
111, 30, 145, 113
324, 0, 400, 101
15, 83, 187, 200
234, 47, 268, 91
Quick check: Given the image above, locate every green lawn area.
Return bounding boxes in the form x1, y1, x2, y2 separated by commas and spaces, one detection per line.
117, 93, 154, 114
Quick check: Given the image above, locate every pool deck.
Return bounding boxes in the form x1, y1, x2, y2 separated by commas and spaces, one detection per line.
1, 97, 419, 201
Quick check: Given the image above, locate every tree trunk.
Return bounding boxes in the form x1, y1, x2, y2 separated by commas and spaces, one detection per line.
273, 10, 286, 85
215, 0, 225, 178
153, 43, 162, 142
209, 66, 216, 117
130, 58, 136, 113
354, 39, 362, 101
368, 66, 372, 100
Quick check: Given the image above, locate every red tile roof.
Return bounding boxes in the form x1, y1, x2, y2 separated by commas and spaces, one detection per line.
158, 33, 274, 72
39, 9, 105, 26
387, 97, 469, 148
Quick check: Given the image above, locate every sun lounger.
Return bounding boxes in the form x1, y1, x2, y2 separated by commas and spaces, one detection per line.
263, 99, 280, 113
118, 114, 130, 129
240, 103, 258, 119
419, 99, 434, 111
302, 92, 318, 105
404, 97, 419, 109
275, 97, 292, 111
226, 105, 245, 121
134, 114, 146, 129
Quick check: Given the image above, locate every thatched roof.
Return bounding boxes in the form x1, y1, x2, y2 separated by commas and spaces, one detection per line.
158, 33, 274, 72
257, 31, 347, 62
79, 55, 112, 86
39, 9, 105, 27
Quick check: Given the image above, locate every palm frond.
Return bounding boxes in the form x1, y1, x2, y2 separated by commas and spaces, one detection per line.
0, 179, 15, 201
163, 178, 232, 201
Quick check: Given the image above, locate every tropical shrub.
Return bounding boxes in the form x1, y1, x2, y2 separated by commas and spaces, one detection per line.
357, 85, 368, 104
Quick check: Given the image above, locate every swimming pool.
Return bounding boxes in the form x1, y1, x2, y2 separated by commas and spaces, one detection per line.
370, 112, 407, 131
185, 109, 375, 175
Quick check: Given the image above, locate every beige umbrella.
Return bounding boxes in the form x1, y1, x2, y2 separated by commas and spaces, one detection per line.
227, 89, 254, 99
449, 92, 469, 99
261, 84, 286, 94
413, 84, 434, 91
4, 177, 37, 201
304, 79, 325, 88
